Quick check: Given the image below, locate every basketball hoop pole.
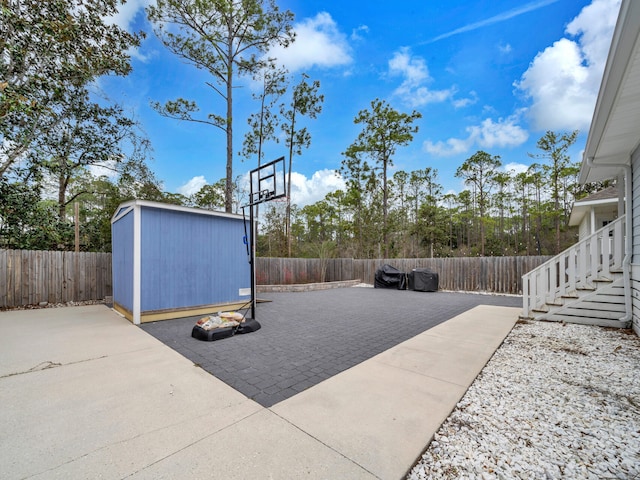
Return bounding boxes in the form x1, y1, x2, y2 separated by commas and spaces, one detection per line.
246, 156, 286, 321
249, 201, 257, 319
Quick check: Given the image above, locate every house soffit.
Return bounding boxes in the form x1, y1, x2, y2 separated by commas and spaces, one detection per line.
580, 0, 640, 184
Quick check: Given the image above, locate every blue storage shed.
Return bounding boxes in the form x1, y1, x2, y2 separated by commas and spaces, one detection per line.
111, 200, 251, 324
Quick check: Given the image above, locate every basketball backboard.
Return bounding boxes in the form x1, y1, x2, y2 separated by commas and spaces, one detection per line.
248, 156, 286, 207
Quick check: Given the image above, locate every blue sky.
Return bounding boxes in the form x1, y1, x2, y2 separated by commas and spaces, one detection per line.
100, 0, 622, 207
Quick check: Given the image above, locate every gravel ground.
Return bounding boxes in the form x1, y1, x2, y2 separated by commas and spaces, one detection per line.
0, 300, 106, 311
407, 320, 640, 480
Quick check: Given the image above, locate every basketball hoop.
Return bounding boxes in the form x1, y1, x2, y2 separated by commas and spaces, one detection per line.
241, 156, 287, 322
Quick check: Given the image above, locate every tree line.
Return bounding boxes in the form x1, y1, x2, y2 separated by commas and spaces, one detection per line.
0, 0, 607, 257
259, 129, 609, 259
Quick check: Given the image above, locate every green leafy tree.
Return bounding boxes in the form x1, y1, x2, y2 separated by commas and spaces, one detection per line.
526, 163, 547, 255
344, 99, 421, 258
340, 147, 379, 257
391, 170, 409, 256
455, 151, 502, 256
529, 130, 579, 254
414, 169, 443, 258
1, 0, 142, 177
441, 193, 458, 252
280, 73, 324, 256
258, 202, 288, 257
242, 65, 288, 164
192, 180, 225, 211
324, 189, 349, 254
492, 171, 513, 252
32, 87, 146, 221
66, 159, 167, 251
146, 0, 295, 213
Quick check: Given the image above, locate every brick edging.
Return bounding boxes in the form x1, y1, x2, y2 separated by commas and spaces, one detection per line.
257, 279, 363, 293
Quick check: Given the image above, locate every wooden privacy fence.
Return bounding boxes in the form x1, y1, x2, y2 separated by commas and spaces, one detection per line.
1, 250, 551, 308
0, 249, 112, 308
256, 256, 551, 295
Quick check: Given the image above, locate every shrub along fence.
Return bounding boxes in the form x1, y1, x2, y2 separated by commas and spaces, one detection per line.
0, 250, 550, 308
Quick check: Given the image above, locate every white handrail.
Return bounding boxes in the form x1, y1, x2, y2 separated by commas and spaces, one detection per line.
522, 216, 625, 316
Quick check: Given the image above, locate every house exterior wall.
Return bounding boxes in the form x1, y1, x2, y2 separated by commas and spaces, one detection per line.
111, 208, 134, 313
630, 145, 640, 334
577, 209, 618, 241
579, 216, 590, 239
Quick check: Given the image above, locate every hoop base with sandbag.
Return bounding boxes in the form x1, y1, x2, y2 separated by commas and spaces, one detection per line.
191, 317, 261, 341
236, 318, 261, 334
191, 324, 236, 341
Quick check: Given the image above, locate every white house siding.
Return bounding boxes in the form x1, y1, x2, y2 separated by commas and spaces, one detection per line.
579, 216, 590, 239
630, 145, 640, 334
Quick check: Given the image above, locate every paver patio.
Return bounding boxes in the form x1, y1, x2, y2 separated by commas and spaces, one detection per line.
141, 287, 521, 407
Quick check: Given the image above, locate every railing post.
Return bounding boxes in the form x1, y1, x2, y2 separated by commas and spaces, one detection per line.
614, 218, 624, 268
548, 260, 557, 304
558, 253, 566, 297
590, 233, 599, 283
522, 274, 530, 316
567, 246, 577, 293
578, 241, 588, 287
602, 224, 611, 277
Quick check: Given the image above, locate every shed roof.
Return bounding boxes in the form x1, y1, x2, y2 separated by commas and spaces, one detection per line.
111, 199, 244, 224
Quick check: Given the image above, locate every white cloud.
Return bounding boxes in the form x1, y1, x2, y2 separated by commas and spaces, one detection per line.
107, 0, 151, 30
104, 0, 153, 62
515, 0, 621, 131
178, 175, 207, 196
268, 12, 352, 72
423, 137, 473, 157
452, 91, 478, 109
503, 162, 529, 175
289, 169, 346, 206
389, 47, 455, 108
424, 115, 529, 157
351, 25, 369, 41
88, 160, 119, 179
469, 117, 529, 148
499, 43, 513, 54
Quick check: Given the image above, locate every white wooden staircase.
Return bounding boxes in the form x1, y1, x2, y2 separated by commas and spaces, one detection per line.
522, 216, 631, 328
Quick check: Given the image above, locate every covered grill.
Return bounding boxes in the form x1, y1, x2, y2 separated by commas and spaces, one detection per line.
374, 264, 408, 290
408, 268, 439, 292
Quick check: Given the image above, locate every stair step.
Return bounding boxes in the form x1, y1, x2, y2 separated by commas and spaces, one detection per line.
532, 305, 549, 313
558, 307, 624, 320
589, 292, 624, 303
536, 314, 630, 328
593, 277, 614, 283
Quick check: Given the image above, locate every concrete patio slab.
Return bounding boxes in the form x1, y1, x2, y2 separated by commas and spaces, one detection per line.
0, 298, 521, 480
374, 305, 520, 387
272, 360, 468, 480
0, 306, 156, 377
127, 409, 378, 480
271, 305, 520, 479
0, 305, 261, 480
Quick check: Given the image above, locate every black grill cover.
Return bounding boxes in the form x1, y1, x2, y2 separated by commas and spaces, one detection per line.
374, 264, 407, 289
408, 268, 439, 292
